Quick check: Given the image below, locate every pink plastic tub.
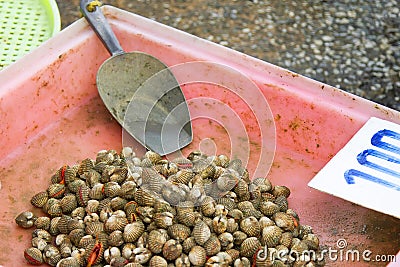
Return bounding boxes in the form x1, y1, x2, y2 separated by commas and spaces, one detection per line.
0, 6, 399, 267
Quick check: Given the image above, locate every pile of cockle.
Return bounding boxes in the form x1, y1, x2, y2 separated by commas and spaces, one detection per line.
15, 148, 325, 267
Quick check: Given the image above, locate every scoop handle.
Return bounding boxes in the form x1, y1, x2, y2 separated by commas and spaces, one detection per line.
80, 0, 124, 56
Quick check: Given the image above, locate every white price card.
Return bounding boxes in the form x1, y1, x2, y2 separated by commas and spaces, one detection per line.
308, 117, 400, 218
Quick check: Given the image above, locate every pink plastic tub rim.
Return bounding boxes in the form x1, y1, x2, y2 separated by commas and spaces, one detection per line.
0, 6, 399, 267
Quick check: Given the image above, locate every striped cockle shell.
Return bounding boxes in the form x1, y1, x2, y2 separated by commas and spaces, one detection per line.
95, 149, 114, 164
110, 196, 128, 211
214, 204, 229, 217
60, 194, 78, 214
272, 185, 291, 198
260, 192, 275, 202
279, 232, 293, 248
134, 188, 157, 207
200, 196, 216, 217
215, 197, 237, 211
43, 244, 62, 266
123, 221, 145, 243
203, 234, 221, 256
174, 169, 195, 184
57, 215, 72, 234
31, 191, 49, 208
239, 237, 261, 258
49, 217, 61, 236
252, 177, 273, 192
76, 185, 90, 207
47, 183, 66, 199
101, 165, 116, 183
70, 207, 85, 220
232, 231, 247, 246
188, 245, 207, 266
34, 216, 50, 230
85, 221, 104, 236
148, 229, 168, 254
260, 201, 280, 216
69, 228, 85, 247
15, 211, 37, 229
216, 173, 239, 192
89, 183, 105, 200
77, 158, 94, 176
55, 257, 80, 267
144, 151, 162, 164
291, 240, 309, 254
109, 230, 124, 247
228, 209, 243, 221
105, 214, 129, 233
172, 157, 193, 169
274, 196, 288, 212
136, 206, 155, 224
119, 181, 137, 200
273, 212, 298, 232
32, 229, 52, 243
162, 239, 183, 261
182, 236, 197, 254
286, 208, 300, 222
124, 201, 138, 223
237, 201, 255, 212
24, 247, 43, 265
234, 179, 250, 201
161, 183, 186, 206
67, 179, 86, 194
242, 208, 263, 220
110, 167, 128, 184
153, 211, 174, 229
149, 255, 168, 267
193, 220, 211, 245
67, 218, 84, 232
104, 181, 121, 198
83, 239, 105, 265
176, 210, 200, 227
167, 224, 191, 242
85, 199, 100, 214
302, 233, 319, 250
82, 169, 101, 188
261, 225, 283, 247
259, 216, 275, 229
225, 248, 240, 262
299, 224, 313, 239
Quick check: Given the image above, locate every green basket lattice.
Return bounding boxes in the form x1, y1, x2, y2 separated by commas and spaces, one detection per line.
0, 0, 60, 69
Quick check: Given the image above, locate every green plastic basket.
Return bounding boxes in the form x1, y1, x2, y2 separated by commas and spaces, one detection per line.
0, 0, 61, 69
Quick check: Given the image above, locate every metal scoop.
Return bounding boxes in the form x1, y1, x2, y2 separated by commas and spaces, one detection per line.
80, 0, 192, 155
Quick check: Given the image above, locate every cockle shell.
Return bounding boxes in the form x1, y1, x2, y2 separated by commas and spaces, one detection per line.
216, 173, 239, 192
203, 234, 221, 256
69, 228, 85, 247
119, 181, 137, 200
261, 225, 283, 247
218, 232, 234, 249
302, 234, 319, 250
200, 196, 216, 217
153, 212, 174, 229
215, 197, 237, 211
15, 211, 37, 229
193, 220, 211, 245
167, 224, 191, 242
274, 196, 288, 212
252, 177, 272, 192
162, 239, 183, 261
272, 185, 291, 198
182, 236, 197, 254
60, 194, 78, 214
240, 237, 261, 258
67, 179, 86, 194
76, 185, 90, 207
43, 244, 62, 266
89, 183, 105, 200
85, 221, 104, 236
149, 255, 168, 267
104, 246, 121, 263
83, 240, 105, 266
77, 158, 94, 176
105, 214, 129, 233
32, 236, 48, 251
239, 216, 260, 237
24, 247, 43, 265
110, 196, 128, 211
279, 231, 293, 248
148, 229, 168, 254
232, 231, 247, 246
175, 253, 190, 267
123, 221, 145, 243
55, 257, 80, 267
260, 201, 280, 216
212, 215, 228, 234
273, 212, 298, 232
188, 245, 207, 266
104, 181, 121, 198
31, 191, 49, 208
134, 188, 157, 207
